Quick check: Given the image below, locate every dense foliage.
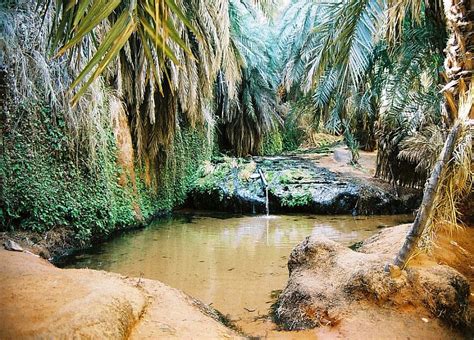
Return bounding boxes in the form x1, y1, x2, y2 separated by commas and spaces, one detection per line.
278, 0, 447, 169
278, 0, 472, 251
1, 0, 471, 245
47, 0, 282, 160
1, 98, 209, 243
0, 0, 267, 239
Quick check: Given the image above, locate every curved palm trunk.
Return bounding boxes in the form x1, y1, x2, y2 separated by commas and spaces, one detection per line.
391, 0, 473, 269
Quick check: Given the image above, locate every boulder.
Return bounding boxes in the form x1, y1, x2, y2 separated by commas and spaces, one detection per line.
188, 155, 421, 215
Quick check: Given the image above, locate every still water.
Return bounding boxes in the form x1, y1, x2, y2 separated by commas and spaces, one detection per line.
64, 212, 412, 324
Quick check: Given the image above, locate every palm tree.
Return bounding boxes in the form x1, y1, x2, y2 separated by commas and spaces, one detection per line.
281, 0, 472, 268
48, 1, 234, 179
280, 0, 384, 156
49, 0, 279, 164
216, 1, 282, 156
391, 0, 473, 269
442, 0, 474, 123
50, 0, 207, 105
375, 23, 446, 187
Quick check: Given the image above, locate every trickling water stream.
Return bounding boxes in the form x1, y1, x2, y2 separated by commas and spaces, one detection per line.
63, 212, 413, 330
265, 186, 269, 216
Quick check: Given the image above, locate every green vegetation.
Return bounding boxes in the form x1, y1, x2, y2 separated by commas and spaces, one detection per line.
281, 118, 304, 152
194, 161, 231, 197
1, 99, 208, 243
194, 159, 320, 210
2, 101, 136, 242
260, 130, 284, 156
279, 191, 313, 208
194, 158, 257, 198
277, 169, 310, 185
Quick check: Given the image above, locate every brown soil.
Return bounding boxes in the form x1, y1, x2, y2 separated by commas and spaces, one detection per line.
432, 227, 474, 288
364, 224, 474, 331
0, 249, 242, 339
359, 224, 474, 287
237, 310, 468, 339
299, 146, 379, 180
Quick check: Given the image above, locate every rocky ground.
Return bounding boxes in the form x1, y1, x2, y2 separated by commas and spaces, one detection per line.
0, 227, 77, 260
187, 146, 421, 215
0, 248, 243, 339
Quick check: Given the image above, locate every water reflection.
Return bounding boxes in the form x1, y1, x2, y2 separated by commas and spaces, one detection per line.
65, 212, 412, 321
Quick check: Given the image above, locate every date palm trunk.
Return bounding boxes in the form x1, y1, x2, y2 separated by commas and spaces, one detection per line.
392, 121, 463, 268
443, 0, 474, 122
391, 0, 473, 269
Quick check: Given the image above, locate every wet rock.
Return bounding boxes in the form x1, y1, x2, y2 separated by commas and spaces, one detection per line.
4, 240, 23, 252
187, 155, 421, 215
189, 187, 267, 214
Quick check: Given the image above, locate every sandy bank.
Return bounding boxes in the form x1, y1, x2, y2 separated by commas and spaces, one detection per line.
0, 249, 242, 339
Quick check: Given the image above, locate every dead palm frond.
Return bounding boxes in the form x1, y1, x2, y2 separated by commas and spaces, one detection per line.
429, 89, 473, 234
393, 87, 472, 268
1, 1, 114, 166
398, 125, 444, 174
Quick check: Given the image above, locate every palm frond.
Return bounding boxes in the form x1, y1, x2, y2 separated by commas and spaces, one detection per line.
216, 0, 282, 156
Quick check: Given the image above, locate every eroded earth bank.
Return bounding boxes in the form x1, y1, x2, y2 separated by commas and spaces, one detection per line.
273, 224, 474, 339
0, 249, 242, 339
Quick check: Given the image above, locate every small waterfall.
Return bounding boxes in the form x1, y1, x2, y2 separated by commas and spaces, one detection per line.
265, 186, 269, 216
258, 169, 269, 216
